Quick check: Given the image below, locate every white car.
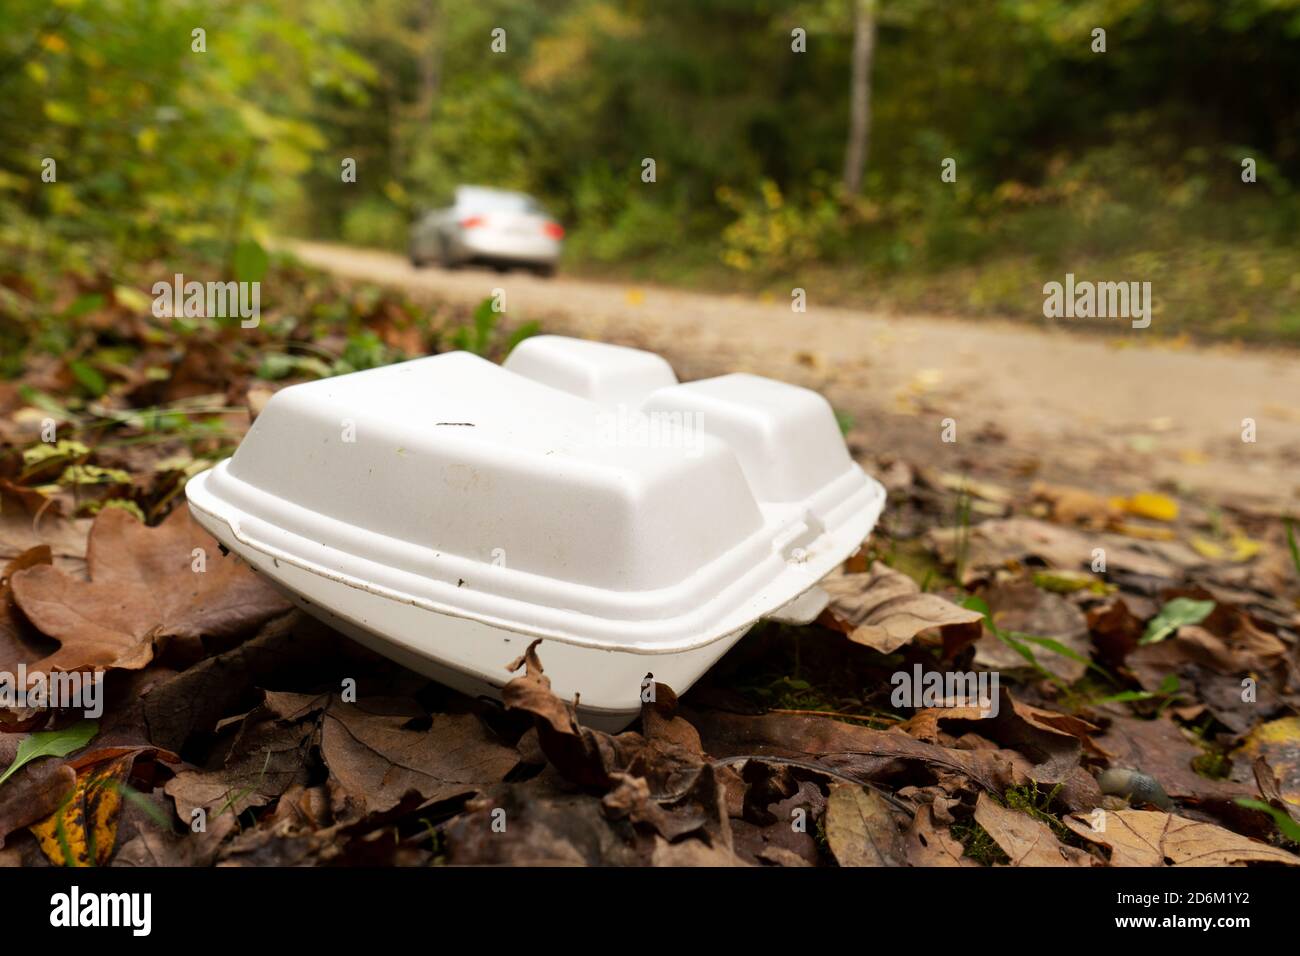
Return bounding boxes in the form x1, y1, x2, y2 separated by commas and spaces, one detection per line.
409, 186, 563, 276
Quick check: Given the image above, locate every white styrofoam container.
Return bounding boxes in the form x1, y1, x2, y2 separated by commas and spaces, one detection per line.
186, 335, 885, 728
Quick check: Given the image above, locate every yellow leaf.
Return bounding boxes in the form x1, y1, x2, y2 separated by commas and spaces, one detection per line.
1229, 533, 1261, 562
136, 127, 158, 155
30, 756, 132, 867
40, 33, 68, 54
625, 289, 645, 305
43, 100, 80, 125
1236, 717, 1300, 806
114, 284, 153, 314
1121, 492, 1179, 522
1190, 536, 1225, 560
1112, 521, 1176, 541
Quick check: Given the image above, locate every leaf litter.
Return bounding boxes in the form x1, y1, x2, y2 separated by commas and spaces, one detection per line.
0, 275, 1298, 867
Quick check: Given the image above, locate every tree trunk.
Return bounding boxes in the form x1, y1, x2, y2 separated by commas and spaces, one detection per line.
841, 0, 878, 195
418, 0, 443, 124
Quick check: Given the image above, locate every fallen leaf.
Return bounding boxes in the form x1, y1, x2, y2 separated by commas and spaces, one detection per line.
1065, 808, 1300, 867
0, 719, 97, 787
974, 792, 1092, 866
11, 506, 292, 672
1235, 717, 1300, 807
445, 781, 647, 866
1095, 715, 1252, 803
1140, 597, 1215, 645
141, 611, 374, 754
690, 708, 1022, 797
925, 517, 1199, 585
1031, 482, 1116, 528
824, 783, 906, 866
0, 739, 76, 848
321, 700, 519, 819
29, 753, 133, 867
0, 487, 91, 573
904, 804, 977, 866
819, 562, 983, 654
901, 691, 1097, 789
1117, 492, 1179, 523
972, 579, 1091, 682
0, 545, 57, 673
1128, 622, 1288, 734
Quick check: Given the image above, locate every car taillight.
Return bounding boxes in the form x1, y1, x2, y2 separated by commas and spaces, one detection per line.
542, 222, 565, 240
459, 216, 486, 229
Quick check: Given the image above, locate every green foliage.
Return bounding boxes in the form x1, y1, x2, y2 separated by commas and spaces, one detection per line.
1235, 799, 1300, 844
3, 0, 1299, 342
1140, 598, 1216, 645
0, 720, 98, 789
450, 298, 540, 358
233, 239, 270, 284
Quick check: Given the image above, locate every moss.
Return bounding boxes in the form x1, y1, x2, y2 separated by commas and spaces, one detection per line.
951, 821, 1010, 866
1192, 751, 1231, 780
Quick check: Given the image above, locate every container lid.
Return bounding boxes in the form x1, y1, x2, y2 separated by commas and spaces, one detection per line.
186, 335, 885, 653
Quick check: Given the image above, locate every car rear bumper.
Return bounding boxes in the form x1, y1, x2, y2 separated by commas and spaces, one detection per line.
458, 230, 560, 265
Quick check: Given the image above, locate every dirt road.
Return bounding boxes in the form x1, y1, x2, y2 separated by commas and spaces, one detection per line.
288, 241, 1300, 508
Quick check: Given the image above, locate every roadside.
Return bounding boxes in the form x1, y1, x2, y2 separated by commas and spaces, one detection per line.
287, 240, 1300, 511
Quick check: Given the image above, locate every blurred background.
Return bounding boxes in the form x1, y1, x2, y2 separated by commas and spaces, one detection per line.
3, 0, 1299, 344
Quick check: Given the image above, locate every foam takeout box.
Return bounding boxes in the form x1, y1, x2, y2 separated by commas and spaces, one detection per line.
186, 335, 885, 728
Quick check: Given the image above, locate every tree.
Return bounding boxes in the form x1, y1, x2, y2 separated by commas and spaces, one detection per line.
841, 0, 877, 194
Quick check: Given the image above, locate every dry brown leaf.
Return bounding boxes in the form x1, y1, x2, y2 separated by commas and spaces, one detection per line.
820, 562, 983, 653
691, 708, 1022, 796
1128, 624, 1288, 734
11, 506, 292, 672
0, 545, 56, 673
905, 804, 977, 866
0, 743, 75, 849
0, 487, 91, 573
321, 701, 519, 818
972, 579, 1091, 682
1235, 717, 1300, 807
1064, 808, 1300, 867
925, 517, 1199, 584
1095, 715, 1252, 804
901, 692, 1097, 789
825, 783, 906, 867
974, 791, 1093, 866
1031, 481, 1118, 528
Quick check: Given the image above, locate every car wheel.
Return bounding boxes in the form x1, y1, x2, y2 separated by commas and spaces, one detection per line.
437, 238, 458, 270
532, 264, 556, 279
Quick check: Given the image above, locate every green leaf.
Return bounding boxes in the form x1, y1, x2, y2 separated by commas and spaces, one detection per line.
505, 320, 541, 354
68, 360, 107, 397
233, 238, 269, 284
1236, 799, 1300, 843
834, 409, 856, 436
61, 293, 106, 320
1093, 689, 1158, 704
0, 720, 98, 789
1140, 598, 1216, 645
